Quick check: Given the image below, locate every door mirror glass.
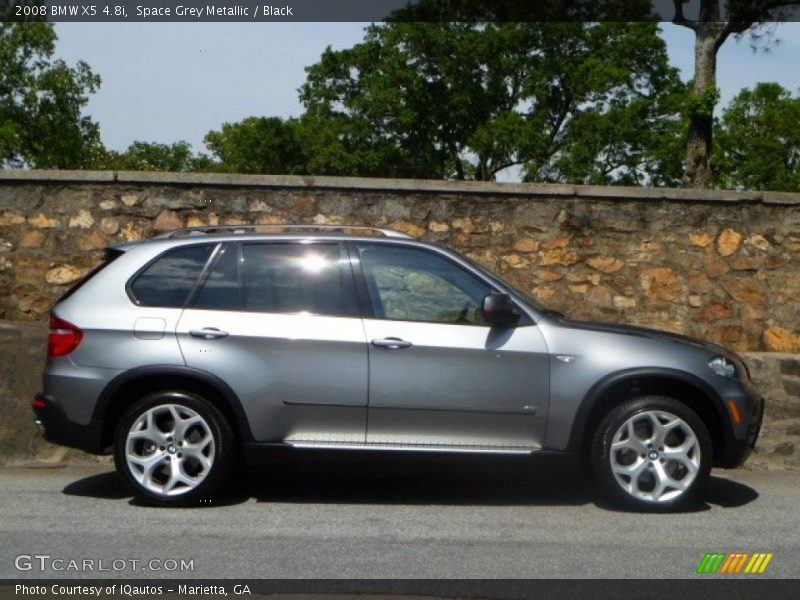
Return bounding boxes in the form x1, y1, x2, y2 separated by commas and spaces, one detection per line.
481, 293, 519, 327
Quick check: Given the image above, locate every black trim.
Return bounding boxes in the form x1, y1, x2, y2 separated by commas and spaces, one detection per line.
566, 367, 734, 456
32, 393, 105, 454
345, 241, 376, 319
91, 365, 254, 443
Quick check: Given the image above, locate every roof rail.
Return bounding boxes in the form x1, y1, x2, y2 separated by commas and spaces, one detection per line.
154, 224, 415, 240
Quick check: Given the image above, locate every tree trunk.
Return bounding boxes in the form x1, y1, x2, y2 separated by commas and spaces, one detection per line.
683, 27, 720, 188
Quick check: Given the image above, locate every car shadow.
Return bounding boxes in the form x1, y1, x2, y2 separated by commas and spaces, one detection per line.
62, 451, 760, 512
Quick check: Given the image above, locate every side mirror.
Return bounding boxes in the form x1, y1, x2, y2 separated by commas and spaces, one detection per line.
481, 293, 520, 327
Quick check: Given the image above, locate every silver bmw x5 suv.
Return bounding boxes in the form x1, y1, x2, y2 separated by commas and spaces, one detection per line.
33, 224, 763, 510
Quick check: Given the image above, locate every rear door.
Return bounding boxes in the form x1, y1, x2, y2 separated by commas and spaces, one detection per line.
176, 241, 368, 444
353, 243, 550, 450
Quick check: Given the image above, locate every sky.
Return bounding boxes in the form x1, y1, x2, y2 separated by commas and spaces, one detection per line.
54, 22, 800, 157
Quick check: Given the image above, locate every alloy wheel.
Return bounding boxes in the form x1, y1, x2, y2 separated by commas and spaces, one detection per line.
608, 410, 700, 503
125, 403, 215, 497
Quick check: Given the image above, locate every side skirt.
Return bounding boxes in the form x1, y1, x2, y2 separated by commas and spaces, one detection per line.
242, 441, 573, 465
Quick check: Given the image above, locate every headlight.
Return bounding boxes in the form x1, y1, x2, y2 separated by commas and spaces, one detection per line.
708, 356, 737, 378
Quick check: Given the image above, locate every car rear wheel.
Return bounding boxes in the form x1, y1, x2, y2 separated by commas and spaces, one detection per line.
114, 391, 235, 506
590, 396, 712, 512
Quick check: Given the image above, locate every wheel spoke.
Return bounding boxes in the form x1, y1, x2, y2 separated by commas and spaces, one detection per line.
162, 459, 193, 493
130, 410, 162, 443
182, 441, 214, 470
175, 414, 204, 440
612, 420, 646, 453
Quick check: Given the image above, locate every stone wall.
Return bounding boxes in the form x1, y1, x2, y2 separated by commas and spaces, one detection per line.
1, 170, 799, 352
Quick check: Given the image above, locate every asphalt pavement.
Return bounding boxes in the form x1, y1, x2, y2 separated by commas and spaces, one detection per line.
1, 452, 798, 579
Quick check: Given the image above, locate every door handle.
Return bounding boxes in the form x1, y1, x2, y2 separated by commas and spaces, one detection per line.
189, 327, 229, 339
371, 337, 412, 349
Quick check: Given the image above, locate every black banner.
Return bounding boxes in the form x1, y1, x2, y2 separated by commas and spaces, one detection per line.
3, 0, 800, 23
3, 579, 800, 600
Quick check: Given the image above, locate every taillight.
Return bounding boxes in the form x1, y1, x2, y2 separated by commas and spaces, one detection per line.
48, 314, 83, 357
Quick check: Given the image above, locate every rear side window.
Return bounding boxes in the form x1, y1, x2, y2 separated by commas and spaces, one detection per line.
129, 244, 214, 307
242, 243, 354, 316
192, 242, 356, 317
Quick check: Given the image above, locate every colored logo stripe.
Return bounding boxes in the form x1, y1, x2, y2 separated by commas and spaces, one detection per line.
697, 553, 726, 573
744, 553, 774, 574
697, 552, 774, 574
719, 552, 749, 573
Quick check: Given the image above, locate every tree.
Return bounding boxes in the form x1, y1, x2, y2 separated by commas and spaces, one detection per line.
89, 141, 212, 172
715, 83, 800, 191
299, 21, 687, 183
203, 117, 307, 174
672, 0, 800, 188
0, 22, 101, 168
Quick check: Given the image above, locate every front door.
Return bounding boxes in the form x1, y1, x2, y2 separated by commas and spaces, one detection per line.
177, 241, 368, 444
353, 243, 550, 449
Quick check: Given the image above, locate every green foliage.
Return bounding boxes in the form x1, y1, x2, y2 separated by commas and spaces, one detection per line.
89, 141, 212, 172
0, 22, 101, 168
715, 83, 800, 191
294, 21, 688, 184
203, 117, 307, 175
687, 85, 721, 118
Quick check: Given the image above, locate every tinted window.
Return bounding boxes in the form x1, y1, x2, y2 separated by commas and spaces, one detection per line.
240, 243, 354, 317
357, 245, 492, 324
130, 245, 214, 307
194, 244, 240, 310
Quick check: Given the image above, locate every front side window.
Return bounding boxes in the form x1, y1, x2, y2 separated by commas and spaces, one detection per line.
240, 243, 355, 317
130, 244, 214, 307
357, 244, 493, 325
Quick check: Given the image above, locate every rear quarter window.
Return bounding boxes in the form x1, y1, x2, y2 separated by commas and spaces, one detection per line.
129, 244, 215, 307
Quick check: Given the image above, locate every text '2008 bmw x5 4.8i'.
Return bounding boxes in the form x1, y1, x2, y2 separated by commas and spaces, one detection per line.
33, 224, 764, 511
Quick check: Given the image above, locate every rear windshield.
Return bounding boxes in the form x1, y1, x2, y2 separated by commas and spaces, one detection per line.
56, 248, 125, 304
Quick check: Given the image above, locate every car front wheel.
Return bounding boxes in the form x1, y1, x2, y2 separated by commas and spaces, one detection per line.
591, 396, 712, 511
114, 391, 235, 506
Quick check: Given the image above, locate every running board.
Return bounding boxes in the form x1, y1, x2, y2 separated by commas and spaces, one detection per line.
284, 441, 537, 455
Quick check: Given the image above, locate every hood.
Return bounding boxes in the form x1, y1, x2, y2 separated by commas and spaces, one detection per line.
553, 316, 734, 357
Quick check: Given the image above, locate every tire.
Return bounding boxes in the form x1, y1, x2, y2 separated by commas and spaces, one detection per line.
590, 396, 712, 512
114, 390, 235, 506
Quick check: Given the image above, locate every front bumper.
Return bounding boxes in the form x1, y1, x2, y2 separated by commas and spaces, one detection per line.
32, 392, 106, 454
717, 393, 764, 468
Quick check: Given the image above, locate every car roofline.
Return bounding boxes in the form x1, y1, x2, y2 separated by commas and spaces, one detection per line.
154, 224, 414, 240
110, 232, 430, 253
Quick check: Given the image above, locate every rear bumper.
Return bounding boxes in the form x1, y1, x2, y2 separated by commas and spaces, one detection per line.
32, 392, 106, 454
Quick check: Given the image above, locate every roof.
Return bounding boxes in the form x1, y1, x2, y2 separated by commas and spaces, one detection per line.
153, 224, 414, 240
110, 224, 421, 252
